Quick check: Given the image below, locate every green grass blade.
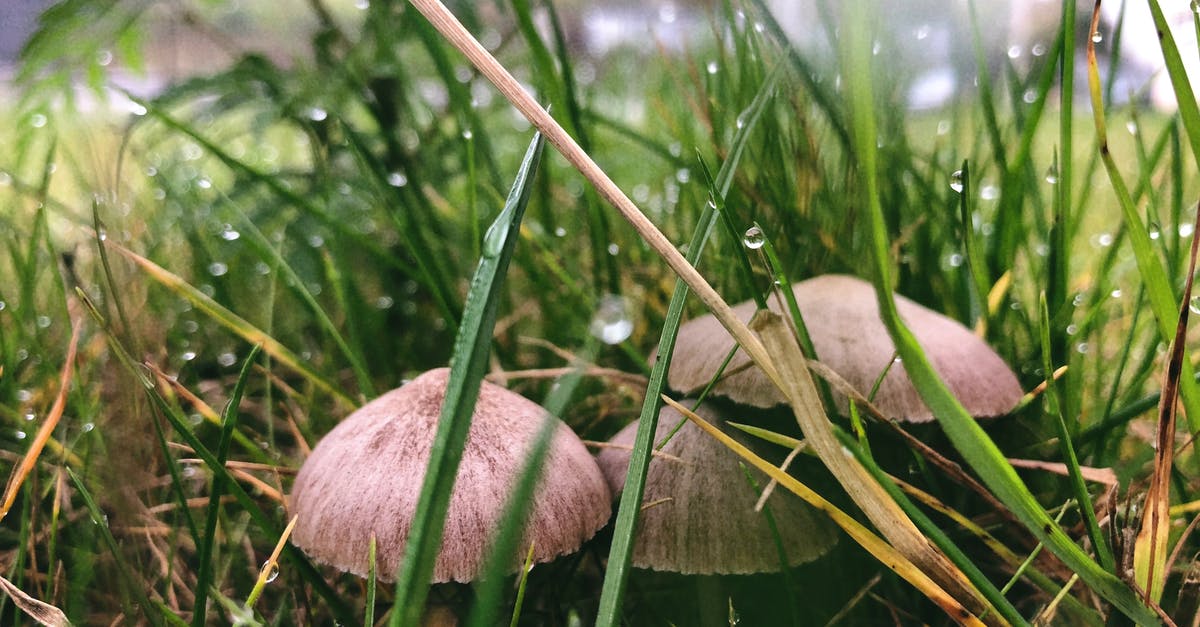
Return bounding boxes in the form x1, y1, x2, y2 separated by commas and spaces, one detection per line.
66, 467, 165, 627
76, 292, 356, 624
595, 71, 775, 625
1037, 294, 1112, 572
1085, 6, 1200, 434
192, 345, 261, 627
466, 348, 593, 627
844, 1, 1156, 622
390, 131, 545, 626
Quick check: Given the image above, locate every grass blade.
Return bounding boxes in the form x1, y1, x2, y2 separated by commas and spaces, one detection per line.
389, 130, 545, 626
662, 397, 986, 626
1133, 207, 1200, 603
193, 345, 262, 627
466, 348, 593, 627
845, 0, 1156, 621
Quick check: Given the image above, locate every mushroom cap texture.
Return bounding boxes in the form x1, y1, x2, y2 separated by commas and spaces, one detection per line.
664, 274, 1022, 422
595, 403, 837, 575
290, 368, 611, 583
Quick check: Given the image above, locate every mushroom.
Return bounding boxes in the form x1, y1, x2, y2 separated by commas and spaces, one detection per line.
664, 274, 1022, 422
289, 368, 612, 583
595, 402, 837, 574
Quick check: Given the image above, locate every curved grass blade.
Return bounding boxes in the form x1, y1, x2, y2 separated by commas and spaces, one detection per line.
466, 346, 593, 627
1086, 2, 1200, 434
108, 242, 354, 410
845, 1, 1156, 621
389, 131, 545, 626
76, 292, 356, 624
193, 345, 261, 627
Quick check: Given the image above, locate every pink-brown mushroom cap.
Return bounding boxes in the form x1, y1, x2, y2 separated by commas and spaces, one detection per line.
663, 274, 1022, 422
596, 403, 836, 574
290, 368, 612, 583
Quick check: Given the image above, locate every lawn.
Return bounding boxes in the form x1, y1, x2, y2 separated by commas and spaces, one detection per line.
1, 0, 1199, 625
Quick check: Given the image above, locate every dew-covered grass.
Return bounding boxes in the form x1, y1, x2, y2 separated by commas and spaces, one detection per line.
2, 0, 1200, 624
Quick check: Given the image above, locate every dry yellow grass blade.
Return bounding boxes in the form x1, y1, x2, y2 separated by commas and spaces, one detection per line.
750, 311, 995, 622
108, 241, 355, 410
0, 318, 82, 522
405, 0, 782, 393
663, 396, 985, 627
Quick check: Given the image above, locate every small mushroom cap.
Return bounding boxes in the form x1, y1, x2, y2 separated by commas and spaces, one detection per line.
290, 368, 611, 583
596, 403, 837, 575
664, 274, 1022, 422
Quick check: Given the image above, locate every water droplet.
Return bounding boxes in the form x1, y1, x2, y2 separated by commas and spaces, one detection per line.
1091, 31, 1103, 44
554, 226, 566, 237
1096, 232, 1114, 247
706, 61, 718, 74
1190, 296, 1200, 315
590, 295, 633, 345
1044, 166, 1058, 184
374, 296, 394, 309
219, 225, 240, 241
607, 243, 619, 256
1149, 222, 1161, 240
947, 253, 964, 267
980, 185, 999, 200
742, 226, 765, 250
262, 561, 280, 583
180, 351, 197, 362
1076, 342, 1089, 354
36, 315, 51, 328
735, 114, 746, 129
1126, 120, 1138, 135
936, 120, 950, 135
387, 172, 408, 187
461, 129, 473, 140
308, 234, 325, 248
30, 113, 47, 128
1182, 223, 1195, 238
1007, 44, 1022, 59
676, 168, 690, 184
217, 352, 237, 367
96, 49, 113, 66
81, 422, 95, 433
196, 177, 212, 189
1111, 289, 1123, 299
15, 431, 26, 440
949, 170, 964, 193
16, 389, 31, 402
208, 262, 228, 277
307, 107, 327, 122
23, 413, 34, 422
1066, 323, 1079, 335
355, 0, 369, 8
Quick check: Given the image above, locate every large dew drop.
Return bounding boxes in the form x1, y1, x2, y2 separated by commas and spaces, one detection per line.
949, 170, 964, 193
590, 295, 634, 345
742, 225, 765, 250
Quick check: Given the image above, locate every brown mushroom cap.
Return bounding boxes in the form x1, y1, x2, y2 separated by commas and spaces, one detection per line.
290, 368, 612, 583
595, 403, 837, 575
664, 274, 1022, 422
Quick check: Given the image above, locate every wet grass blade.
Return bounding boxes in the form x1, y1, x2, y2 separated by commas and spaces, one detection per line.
595, 70, 774, 626
192, 345, 261, 627
390, 131, 545, 626
845, 1, 1156, 622
1086, 3, 1200, 434
1038, 293, 1112, 572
